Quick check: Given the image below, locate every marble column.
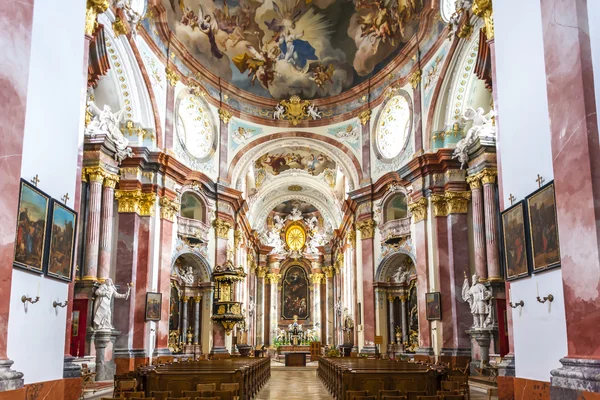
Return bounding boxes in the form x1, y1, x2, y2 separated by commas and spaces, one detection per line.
163, 80, 176, 150
267, 271, 281, 345
181, 297, 190, 344
211, 217, 232, 355
411, 72, 424, 153
408, 198, 432, 354
481, 169, 501, 281
255, 271, 265, 346
97, 174, 118, 280
193, 296, 201, 345
324, 267, 335, 345
388, 295, 396, 344
359, 112, 371, 184
0, 0, 35, 390
217, 110, 231, 182
356, 219, 376, 353
309, 272, 324, 340
83, 169, 104, 280
539, 0, 600, 395
400, 295, 408, 344
467, 175, 487, 280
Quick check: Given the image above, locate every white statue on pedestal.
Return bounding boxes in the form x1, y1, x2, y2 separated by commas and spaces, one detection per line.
461, 273, 492, 329
261, 228, 287, 256
392, 266, 411, 284
93, 278, 132, 330
452, 107, 496, 169
86, 100, 133, 164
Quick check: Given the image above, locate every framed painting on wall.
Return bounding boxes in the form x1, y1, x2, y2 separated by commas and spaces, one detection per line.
425, 292, 441, 320
145, 292, 162, 321
526, 181, 561, 272
501, 201, 530, 281
46, 200, 77, 282
13, 179, 51, 273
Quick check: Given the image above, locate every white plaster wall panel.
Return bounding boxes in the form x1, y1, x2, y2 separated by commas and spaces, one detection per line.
587, 1, 600, 141
8, 0, 86, 384
493, 0, 567, 382
137, 36, 167, 139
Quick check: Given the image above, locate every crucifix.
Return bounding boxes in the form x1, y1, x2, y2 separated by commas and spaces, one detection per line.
536, 174, 545, 188
61, 193, 70, 204
31, 175, 40, 187
508, 194, 516, 205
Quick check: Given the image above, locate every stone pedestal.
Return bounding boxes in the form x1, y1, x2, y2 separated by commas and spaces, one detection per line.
497, 353, 515, 377
94, 329, 119, 381
0, 360, 24, 392
63, 355, 82, 378
467, 329, 492, 370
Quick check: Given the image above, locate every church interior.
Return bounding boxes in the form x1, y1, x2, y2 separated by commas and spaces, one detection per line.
1, 0, 599, 399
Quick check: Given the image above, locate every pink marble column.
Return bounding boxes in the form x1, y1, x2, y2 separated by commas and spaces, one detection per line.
0, 0, 35, 389
211, 218, 231, 355
83, 171, 104, 280
412, 80, 424, 153
431, 197, 451, 350
468, 176, 487, 280
131, 216, 151, 369
357, 219, 376, 352
482, 170, 501, 280
539, 0, 600, 393
97, 176, 117, 280
360, 118, 371, 185
155, 217, 174, 355
218, 116, 229, 182
163, 82, 175, 151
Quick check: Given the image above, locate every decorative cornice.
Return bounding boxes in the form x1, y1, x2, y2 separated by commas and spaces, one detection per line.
430, 194, 448, 217
445, 191, 471, 214
408, 197, 428, 223
85, 0, 109, 36
159, 196, 180, 221
218, 108, 232, 124
265, 272, 282, 284
480, 168, 498, 185
309, 273, 325, 284
213, 218, 231, 239
472, 0, 494, 39
165, 67, 179, 87
466, 174, 482, 190
356, 219, 376, 240
358, 109, 371, 126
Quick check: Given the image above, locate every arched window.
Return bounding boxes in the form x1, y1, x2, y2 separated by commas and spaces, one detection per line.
180, 192, 205, 221
385, 193, 408, 222
375, 94, 412, 160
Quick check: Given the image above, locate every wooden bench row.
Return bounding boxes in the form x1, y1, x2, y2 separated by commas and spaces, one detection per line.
137, 357, 270, 400
317, 357, 439, 400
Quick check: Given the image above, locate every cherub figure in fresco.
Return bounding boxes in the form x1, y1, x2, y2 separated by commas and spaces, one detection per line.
309, 64, 335, 90
232, 43, 280, 88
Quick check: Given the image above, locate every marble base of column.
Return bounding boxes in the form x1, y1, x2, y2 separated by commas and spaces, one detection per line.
94, 329, 119, 381
63, 355, 82, 378
497, 353, 515, 377
152, 347, 172, 357
0, 359, 24, 392
467, 329, 492, 371
550, 358, 600, 396
360, 345, 377, 355
210, 323, 230, 358
439, 348, 472, 357
415, 347, 434, 356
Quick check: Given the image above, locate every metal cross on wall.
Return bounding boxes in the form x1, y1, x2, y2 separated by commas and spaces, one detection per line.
536, 174, 545, 188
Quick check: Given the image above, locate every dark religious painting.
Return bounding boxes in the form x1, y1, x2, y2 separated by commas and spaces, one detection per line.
146, 292, 163, 321
71, 311, 80, 337
169, 284, 180, 330
282, 265, 309, 320
425, 292, 441, 320
46, 200, 77, 282
526, 182, 561, 272
501, 201, 530, 281
14, 179, 51, 273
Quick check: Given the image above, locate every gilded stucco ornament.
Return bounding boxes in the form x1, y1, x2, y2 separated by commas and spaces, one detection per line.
165, 68, 179, 87
472, 0, 494, 39
430, 194, 449, 217
356, 219, 376, 240
256, 265, 268, 278
309, 273, 325, 284
322, 266, 334, 278
103, 173, 120, 189
358, 109, 372, 126
479, 168, 497, 185
445, 191, 471, 214
272, 95, 326, 126
115, 189, 156, 216
160, 197, 180, 221
213, 218, 232, 239
409, 69, 422, 89
85, 0, 109, 36
408, 197, 428, 223
466, 174, 482, 190
218, 108, 233, 124
112, 17, 128, 37
234, 229, 244, 247
265, 272, 282, 284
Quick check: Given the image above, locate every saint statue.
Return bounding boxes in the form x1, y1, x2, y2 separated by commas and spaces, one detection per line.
93, 278, 132, 331
461, 272, 492, 329
86, 98, 133, 164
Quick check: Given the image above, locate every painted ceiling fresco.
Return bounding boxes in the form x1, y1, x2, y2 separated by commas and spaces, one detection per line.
162, 0, 422, 99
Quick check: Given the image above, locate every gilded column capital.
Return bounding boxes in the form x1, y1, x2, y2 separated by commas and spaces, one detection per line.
356, 219, 376, 239
257, 265, 268, 278
194, 296, 202, 303
322, 266, 334, 278
213, 218, 231, 239
115, 189, 142, 214
466, 174, 482, 190
103, 173, 119, 189
480, 168, 498, 185
387, 294, 396, 302
159, 196, 180, 221
309, 273, 325, 284
182, 296, 191, 303
265, 272, 282, 284
347, 230, 356, 248
139, 192, 157, 216
472, 0, 494, 39
399, 294, 407, 302
445, 191, 471, 214
430, 194, 449, 217
408, 197, 428, 223
85, 166, 106, 184
85, 0, 109, 35
358, 109, 371, 125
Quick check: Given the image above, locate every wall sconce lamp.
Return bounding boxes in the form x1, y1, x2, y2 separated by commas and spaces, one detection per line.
509, 300, 524, 309
53, 300, 68, 308
537, 294, 554, 304
21, 295, 40, 304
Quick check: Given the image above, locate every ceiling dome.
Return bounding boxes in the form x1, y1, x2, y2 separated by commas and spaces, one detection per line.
159, 0, 423, 100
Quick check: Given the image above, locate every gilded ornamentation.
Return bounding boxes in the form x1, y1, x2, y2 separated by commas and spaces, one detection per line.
194, 296, 202, 303
218, 108, 233, 124
472, 0, 494, 39
273, 95, 326, 126
257, 265, 268, 278
217, 305, 226, 315
103, 173, 119, 189
309, 273, 325, 284
139, 192, 157, 216
347, 230, 356, 248
115, 189, 156, 216
85, 166, 106, 183
230, 303, 241, 315
112, 17, 128, 37
480, 168, 497, 185
213, 218, 231, 239
265, 272, 282, 284
430, 194, 448, 217
356, 219, 376, 239
165, 68, 179, 87
85, 0, 109, 35
409, 69, 422, 89
159, 196, 180, 221
234, 229, 244, 247
408, 197, 428, 223
445, 191, 471, 214
466, 174, 482, 190
358, 109, 371, 126
322, 266, 334, 278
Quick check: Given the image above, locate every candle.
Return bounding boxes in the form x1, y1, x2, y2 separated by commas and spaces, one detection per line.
536, 282, 539, 297
509, 287, 512, 300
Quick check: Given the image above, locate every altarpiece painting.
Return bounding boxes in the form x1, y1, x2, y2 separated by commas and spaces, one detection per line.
282, 265, 309, 320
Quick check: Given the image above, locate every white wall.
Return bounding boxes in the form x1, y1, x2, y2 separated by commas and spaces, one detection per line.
493, 0, 568, 382
7, 0, 86, 384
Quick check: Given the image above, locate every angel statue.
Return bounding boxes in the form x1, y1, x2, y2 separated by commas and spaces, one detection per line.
452, 107, 495, 169
86, 100, 133, 164
93, 279, 132, 330
307, 104, 322, 120
178, 264, 194, 285
286, 206, 303, 221
304, 216, 319, 232
273, 104, 286, 120
461, 272, 492, 329
392, 266, 410, 284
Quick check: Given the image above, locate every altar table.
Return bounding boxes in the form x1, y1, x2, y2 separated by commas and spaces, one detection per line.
285, 352, 309, 367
